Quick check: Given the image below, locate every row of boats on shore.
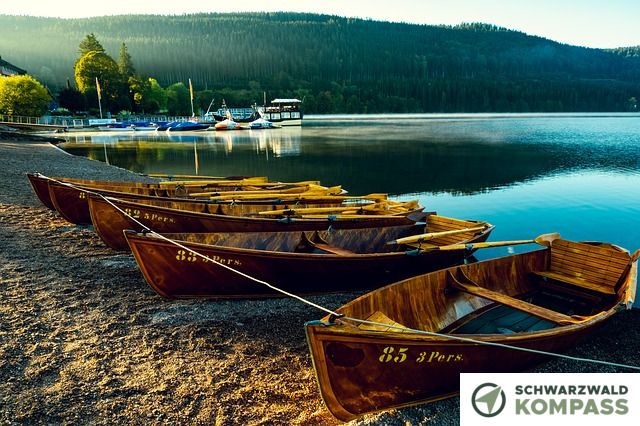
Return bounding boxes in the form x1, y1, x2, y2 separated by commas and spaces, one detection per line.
27, 172, 639, 421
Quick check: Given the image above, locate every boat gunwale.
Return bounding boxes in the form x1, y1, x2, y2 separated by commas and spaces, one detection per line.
93, 194, 424, 224
308, 244, 636, 341
122, 222, 494, 260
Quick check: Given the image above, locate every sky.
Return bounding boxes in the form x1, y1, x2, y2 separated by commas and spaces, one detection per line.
0, 0, 638, 48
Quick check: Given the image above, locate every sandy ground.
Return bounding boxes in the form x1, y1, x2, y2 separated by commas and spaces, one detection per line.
0, 132, 638, 425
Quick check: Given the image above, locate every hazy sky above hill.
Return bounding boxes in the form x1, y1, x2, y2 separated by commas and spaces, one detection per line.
1, 0, 638, 48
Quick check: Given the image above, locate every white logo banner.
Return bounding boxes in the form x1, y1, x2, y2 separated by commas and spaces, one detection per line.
460, 373, 640, 425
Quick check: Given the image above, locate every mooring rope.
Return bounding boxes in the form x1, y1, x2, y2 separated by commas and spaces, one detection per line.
338, 316, 640, 371
90, 190, 340, 316
49, 176, 640, 371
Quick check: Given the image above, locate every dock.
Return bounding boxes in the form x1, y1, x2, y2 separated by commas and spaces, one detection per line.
0, 114, 68, 131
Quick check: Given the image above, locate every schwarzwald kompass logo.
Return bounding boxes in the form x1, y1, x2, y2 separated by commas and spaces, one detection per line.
471, 383, 507, 417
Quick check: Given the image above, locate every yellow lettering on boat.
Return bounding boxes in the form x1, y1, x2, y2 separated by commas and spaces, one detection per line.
134, 211, 176, 223
78, 192, 86, 199
175, 249, 196, 262
174, 251, 240, 266
176, 250, 186, 261
208, 255, 242, 266
416, 351, 464, 363
378, 346, 408, 363
124, 208, 141, 219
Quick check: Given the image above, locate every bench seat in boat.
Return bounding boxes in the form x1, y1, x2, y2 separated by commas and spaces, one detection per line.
532, 239, 631, 296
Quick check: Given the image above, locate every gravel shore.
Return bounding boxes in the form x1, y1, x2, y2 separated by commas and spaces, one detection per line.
1, 133, 638, 425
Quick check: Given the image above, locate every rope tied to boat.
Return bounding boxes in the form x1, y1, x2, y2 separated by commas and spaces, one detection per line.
332, 316, 640, 371
50, 178, 640, 372
83, 189, 340, 317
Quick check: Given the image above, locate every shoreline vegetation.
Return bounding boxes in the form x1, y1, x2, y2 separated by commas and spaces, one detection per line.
1, 131, 639, 424
0, 13, 639, 117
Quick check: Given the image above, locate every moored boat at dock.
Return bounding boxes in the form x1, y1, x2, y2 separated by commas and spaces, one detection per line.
261, 98, 303, 126
166, 121, 210, 132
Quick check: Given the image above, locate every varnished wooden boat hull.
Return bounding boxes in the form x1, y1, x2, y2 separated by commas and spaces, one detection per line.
89, 195, 424, 251
27, 173, 173, 210
48, 181, 94, 225
305, 246, 637, 421
46, 181, 348, 226
27, 172, 56, 209
124, 224, 491, 299
27, 172, 287, 216
307, 323, 598, 420
48, 181, 195, 225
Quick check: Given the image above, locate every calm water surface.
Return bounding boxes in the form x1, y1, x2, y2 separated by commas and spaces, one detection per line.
58, 114, 640, 265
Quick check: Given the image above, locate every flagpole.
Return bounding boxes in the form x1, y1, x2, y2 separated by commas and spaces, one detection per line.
193, 140, 199, 175
189, 78, 195, 118
95, 77, 103, 119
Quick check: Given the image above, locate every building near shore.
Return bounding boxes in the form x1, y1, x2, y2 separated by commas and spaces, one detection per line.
0, 55, 27, 77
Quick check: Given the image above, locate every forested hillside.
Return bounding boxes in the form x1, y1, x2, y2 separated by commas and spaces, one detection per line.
1, 13, 639, 113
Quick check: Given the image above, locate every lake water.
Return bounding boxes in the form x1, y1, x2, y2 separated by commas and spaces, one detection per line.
58, 113, 640, 267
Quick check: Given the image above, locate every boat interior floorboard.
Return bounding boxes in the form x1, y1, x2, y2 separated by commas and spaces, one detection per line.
451, 304, 559, 335
530, 290, 600, 317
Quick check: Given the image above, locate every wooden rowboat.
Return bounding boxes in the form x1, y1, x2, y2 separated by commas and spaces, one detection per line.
87, 194, 425, 251
123, 215, 493, 299
27, 172, 172, 210
305, 235, 639, 421
45, 180, 352, 225
26, 173, 277, 210
26, 173, 319, 211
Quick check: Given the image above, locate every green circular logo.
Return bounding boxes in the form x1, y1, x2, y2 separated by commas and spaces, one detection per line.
471, 382, 506, 417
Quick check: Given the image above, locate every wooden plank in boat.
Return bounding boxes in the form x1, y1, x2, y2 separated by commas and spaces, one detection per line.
551, 249, 629, 267
537, 280, 604, 303
534, 271, 617, 295
447, 271, 579, 325
426, 217, 484, 245
358, 311, 409, 333
533, 239, 632, 294
549, 259, 626, 279
550, 258, 629, 279
312, 243, 356, 256
552, 240, 630, 260
428, 216, 477, 226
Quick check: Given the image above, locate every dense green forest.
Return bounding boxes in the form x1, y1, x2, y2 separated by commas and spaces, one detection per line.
0, 13, 639, 113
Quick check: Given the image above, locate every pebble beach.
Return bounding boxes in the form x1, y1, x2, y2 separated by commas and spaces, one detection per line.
0, 130, 638, 425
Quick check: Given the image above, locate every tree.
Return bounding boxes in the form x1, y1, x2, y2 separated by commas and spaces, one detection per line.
0, 75, 51, 116
75, 51, 123, 111
145, 78, 167, 113
118, 43, 136, 80
58, 86, 87, 113
166, 82, 191, 115
78, 33, 105, 56
127, 75, 151, 113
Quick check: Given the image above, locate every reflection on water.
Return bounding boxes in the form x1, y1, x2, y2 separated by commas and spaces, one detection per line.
58, 114, 640, 262
59, 115, 640, 195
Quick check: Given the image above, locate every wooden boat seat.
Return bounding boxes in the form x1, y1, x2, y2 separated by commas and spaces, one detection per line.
294, 232, 356, 256
426, 215, 485, 246
447, 270, 583, 325
532, 239, 631, 296
310, 243, 356, 256
358, 311, 409, 333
